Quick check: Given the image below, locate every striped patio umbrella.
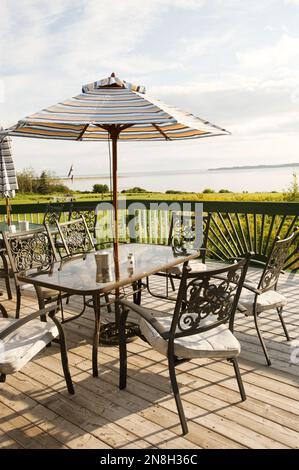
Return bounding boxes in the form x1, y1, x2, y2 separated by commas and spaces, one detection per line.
0, 128, 18, 225
3, 73, 230, 262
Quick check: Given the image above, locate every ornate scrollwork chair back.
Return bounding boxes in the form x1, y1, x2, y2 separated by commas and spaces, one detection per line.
5, 230, 57, 273
55, 216, 95, 258
3, 228, 59, 318
69, 208, 97, 237
147, 212, 212, 300
43, 204, 65, 227
54, 216, 112, 321
169, 212, 211, 260
258, 229, 299, 293
170, 258, 249, 343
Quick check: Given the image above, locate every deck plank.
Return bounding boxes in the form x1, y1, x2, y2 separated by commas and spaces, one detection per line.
0, 266, 298, 449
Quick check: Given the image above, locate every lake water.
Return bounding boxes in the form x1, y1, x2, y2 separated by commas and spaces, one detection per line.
64, 166, 298, 193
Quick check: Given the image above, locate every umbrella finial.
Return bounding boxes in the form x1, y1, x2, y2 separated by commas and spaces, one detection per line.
111, 72, 115, 77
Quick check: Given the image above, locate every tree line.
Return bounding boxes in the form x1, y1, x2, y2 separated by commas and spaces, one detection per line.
17, 169, 70, 194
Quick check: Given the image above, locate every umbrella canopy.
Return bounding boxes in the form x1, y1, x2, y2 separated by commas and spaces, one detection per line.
2, 73, 230, 267
0, 128, 18, 225
5, 74, 229, 141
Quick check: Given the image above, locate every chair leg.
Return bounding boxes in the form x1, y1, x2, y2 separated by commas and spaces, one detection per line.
59, 338, 74, 395
170, 276, 175, 292
119, 306, 128, 390
58, 297, 65, 323
136, 280, 142, 305
81, 296, 87, 315
168, 355, 188, 435
36, 287, 47, 323
277, 306, 290, 341
0, 373, 6, 383
49, 313, 74, 394
132, 280, 142, 306
15, 287, 21, 319
92, 294, 101, 377
105, 294, 112, 313
229, 357, 246, 401
0, 251, 12, 300
4, 276, 12, 300
253, 312, 271, 366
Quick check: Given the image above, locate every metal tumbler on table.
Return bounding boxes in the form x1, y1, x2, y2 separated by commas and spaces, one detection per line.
95, 252, 112, 282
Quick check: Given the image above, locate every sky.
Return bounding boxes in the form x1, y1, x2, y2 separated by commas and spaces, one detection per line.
1, 0, 299, 191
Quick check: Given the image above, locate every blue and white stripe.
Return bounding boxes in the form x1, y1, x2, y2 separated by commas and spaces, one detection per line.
0, 128, 18, 197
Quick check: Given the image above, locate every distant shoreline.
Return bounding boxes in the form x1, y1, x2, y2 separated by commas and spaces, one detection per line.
57, 163, 299, 181
208, 162, 299, 171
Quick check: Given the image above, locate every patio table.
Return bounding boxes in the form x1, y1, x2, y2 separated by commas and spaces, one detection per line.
18, 243, 200, 377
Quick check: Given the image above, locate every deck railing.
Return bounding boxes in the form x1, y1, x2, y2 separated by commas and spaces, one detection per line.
1, 199, 298, 271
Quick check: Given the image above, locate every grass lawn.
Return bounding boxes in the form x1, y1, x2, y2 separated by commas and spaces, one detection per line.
0, 191, 287, 206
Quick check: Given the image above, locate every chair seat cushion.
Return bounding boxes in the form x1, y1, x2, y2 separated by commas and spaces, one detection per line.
102, 303, 168, 325
239, 286, 287, 315
162, 259, 207, 276
0, 318, 58, 374
140, 314, 240, 359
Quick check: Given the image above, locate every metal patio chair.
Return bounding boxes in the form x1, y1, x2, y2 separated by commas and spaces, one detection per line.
0, 303, 74, 394
119, 256, 250, 435
54, 216, 95, 258
146, 212, 211, 300
3, 227, 67, 319
43, 203, 65, 227
238, 229, 299, 366
43, 203, 67, 254
53, 216, 111, 321
68, 207, 101, 248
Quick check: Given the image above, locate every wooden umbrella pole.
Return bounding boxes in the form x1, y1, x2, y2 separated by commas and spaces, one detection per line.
100, 123, 137, 344
111, 127, 121, 335
111, 128, 120, 282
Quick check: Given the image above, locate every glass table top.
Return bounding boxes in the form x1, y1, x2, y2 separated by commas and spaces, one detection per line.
0, 221, 42, 234
18, 243, 200, 295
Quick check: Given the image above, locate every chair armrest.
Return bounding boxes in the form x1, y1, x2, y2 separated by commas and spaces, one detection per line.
242, 282, 262, 295
0, 305, 59, 341
119, 298, 168, 338
228, 257, 267, 269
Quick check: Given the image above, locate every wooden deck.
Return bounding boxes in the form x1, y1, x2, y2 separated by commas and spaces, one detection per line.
0, 267, 298, 449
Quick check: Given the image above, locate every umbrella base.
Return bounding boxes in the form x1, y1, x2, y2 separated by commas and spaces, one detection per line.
99, 321, 140, 345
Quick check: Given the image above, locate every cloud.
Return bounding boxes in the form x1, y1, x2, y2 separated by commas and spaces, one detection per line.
237, 34, 299, 69
176, 31, 235, 61
231, 111, 299, 135
171, 0, 205, 8
0, 80, 4, 103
